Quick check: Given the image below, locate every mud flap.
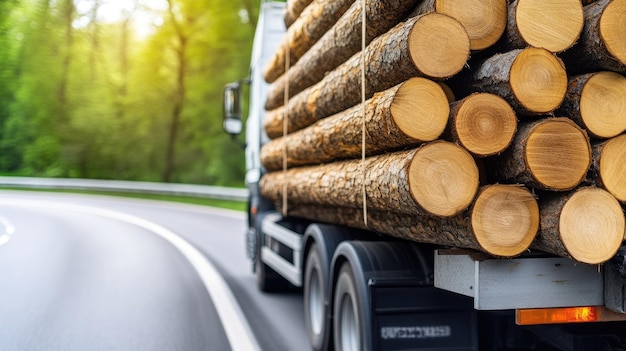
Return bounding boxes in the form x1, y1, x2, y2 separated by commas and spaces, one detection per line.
605, 246, 626, 313
371, 279, 477, 351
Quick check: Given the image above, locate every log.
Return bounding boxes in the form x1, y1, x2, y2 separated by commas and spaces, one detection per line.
589, 134, 626, 203
504, 0, 584, 52
532, 187, 625, 264
285, 184, 539, 257
471, 47, 568, 116
264, 13, 470, 137
439, 82, 456, 103
470, 184, 539, 257
284, 0, 313, 28
265, 0, 419, 110
260, 142, 479, 217
412, 0, 507, 51
496, 118, 591, 191
446, 93, 517, 157
261, 78, 449, 170
286, 206, 485, 253
557, 71, 626, 139
561, 0, 626, 74
263, 0, 354, 83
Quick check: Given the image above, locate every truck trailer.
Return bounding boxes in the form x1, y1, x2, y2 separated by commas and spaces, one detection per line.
223, 1, 626, 350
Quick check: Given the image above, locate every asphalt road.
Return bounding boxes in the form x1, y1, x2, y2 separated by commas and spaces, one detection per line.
0, 191, 308, 351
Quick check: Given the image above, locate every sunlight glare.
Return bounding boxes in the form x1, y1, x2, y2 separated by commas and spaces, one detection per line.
74, 0, 169, 38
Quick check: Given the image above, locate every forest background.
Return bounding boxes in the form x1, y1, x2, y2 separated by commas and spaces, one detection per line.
0, 0, 271, 187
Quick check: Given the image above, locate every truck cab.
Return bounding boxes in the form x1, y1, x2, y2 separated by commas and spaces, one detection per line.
223, 2, 626, 350
223, 1, 283, 229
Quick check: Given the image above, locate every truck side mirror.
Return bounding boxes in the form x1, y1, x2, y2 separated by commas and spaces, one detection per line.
223, 82, 243, 135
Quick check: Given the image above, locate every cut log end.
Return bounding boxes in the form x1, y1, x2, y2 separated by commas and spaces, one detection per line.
436, 0, 507, 50
409, 13, 470, 79
408, 141, 479, 217
580, 72, 626, 139
263, 106, 284, 139
515, 0, 584, 52
526, 118, 591, 191
471, 184, 539, 257
263, 55, 282, 84
599, 134, 626, 202
453, 93, 517, 157
559, 187, 625, 264
510, 47, 567, 113
391, 78, 450, 142
439, 82, 456, 103
601, 0, 626, 65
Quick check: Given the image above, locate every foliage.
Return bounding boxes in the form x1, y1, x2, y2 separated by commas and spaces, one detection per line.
0, 0, 261, 186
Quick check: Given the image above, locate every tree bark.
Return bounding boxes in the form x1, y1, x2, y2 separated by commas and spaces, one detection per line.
503, 0, 584, 52
116, 7, 134, 121
557, 72, 626, 139
265, 0, 419, 110
411, 0, 507, 51
57, 0, 75, 126
263, 13, 469, 137
445, 92, 517, 157
260, 142, 479, 217
496, 118, 591, 191
284, 0, 313, 28
532, 187, 625, 264
287, 205, 484, 251
163, 0, 189, 182
263, 0, 355, 83
561, 0, 626, 74
589, 134, 626, 203
87, 0, 101, 80
261, 78, 449, 169
471, 47, 567, 116
284, 183, 538, 257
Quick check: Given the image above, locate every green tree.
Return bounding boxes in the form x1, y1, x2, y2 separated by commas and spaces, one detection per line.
3, 0, 70, 176
0, 0, 260, 185
146, 0, 258, 184
0, 0, 20, 171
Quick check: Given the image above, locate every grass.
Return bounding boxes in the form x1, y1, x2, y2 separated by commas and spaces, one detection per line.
0, 187, 247, 212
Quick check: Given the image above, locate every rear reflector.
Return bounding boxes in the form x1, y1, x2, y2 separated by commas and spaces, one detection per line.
516, 306, 626, 325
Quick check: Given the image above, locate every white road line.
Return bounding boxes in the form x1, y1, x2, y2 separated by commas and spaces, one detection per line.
0, 199, 260, 351
0, 216, 15, 247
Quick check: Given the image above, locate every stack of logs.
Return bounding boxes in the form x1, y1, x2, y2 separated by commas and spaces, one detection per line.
258, 0, 626, 264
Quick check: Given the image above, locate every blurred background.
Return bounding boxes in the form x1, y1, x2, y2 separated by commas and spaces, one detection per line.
0, 0, 270, 187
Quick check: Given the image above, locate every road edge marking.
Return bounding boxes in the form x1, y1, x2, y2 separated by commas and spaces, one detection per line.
0, 215, 15, 246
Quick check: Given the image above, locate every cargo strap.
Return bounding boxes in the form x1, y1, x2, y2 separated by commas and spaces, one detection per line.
361, 0, 368, 226
282, 27, 290, 217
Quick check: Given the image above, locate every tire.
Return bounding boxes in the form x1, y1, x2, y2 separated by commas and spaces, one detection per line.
333, 263, 363, 351
304, 243, 330, 350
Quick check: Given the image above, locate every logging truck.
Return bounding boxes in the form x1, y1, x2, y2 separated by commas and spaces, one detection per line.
223, 1, 626, 350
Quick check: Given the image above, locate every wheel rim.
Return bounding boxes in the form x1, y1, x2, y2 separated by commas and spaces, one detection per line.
338, 293, 359, 351
308, 267, 323, 335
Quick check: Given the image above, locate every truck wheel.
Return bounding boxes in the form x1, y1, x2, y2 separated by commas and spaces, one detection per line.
304, 243, 329, 350
333, 263, 363, 351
